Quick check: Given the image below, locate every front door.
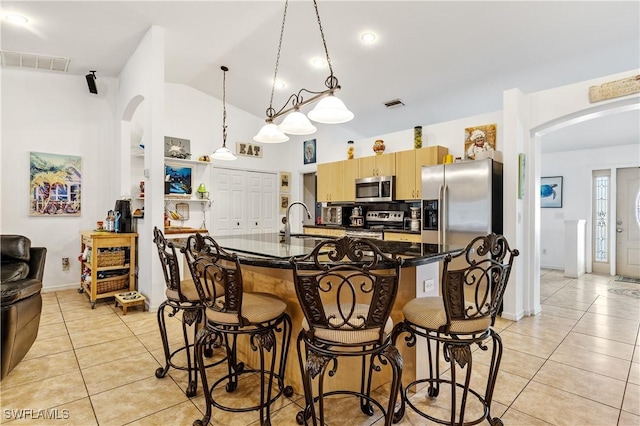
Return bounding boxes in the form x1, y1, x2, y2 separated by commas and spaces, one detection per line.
616, 167, 640, 277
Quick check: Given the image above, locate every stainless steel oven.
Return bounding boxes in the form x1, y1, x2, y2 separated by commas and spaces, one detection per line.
355, 176, 395, 203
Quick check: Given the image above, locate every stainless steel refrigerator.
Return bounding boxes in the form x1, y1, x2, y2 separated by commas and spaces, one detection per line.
421, 159, 502, 247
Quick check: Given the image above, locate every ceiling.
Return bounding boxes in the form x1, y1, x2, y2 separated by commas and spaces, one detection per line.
2, 1, 639, 152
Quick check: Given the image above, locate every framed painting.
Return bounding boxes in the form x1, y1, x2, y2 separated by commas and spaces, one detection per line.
164, 136, 191, 159
30, 152, 82, 216
164, 164, 193, 197
464, 123, 497, 159
279, 172, 291, 192
540, 176, 563, 208
279, 194, 290, 214
518, 153, 526, 199
303, 139, 316, 164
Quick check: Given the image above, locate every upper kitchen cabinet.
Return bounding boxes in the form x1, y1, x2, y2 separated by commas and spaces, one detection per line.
358, 153, 395, 178
317, 160, 359, 202
395, 146, 448, 200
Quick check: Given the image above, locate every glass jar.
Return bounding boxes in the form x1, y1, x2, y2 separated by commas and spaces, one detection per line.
414, 126, 422, 149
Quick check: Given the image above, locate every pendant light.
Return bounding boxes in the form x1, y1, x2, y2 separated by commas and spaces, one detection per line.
253, 0, 353, 143
211, 66, 237, 161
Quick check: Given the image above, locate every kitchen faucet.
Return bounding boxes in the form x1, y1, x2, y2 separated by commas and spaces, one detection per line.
284, 201, 312, 243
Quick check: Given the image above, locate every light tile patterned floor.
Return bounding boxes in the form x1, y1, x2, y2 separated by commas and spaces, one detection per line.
1, 269, 638, 425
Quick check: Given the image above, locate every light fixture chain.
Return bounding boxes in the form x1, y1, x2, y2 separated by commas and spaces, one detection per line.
313, 0, 334, 78
268, 0, 289, 116
222, 66, 227, 147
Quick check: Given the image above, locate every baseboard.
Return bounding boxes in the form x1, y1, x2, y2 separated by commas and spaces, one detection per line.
41, 283, 81, 293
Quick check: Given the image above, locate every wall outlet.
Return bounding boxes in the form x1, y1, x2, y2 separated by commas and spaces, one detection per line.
62, 257, 70, 271
423, 279, 435, 293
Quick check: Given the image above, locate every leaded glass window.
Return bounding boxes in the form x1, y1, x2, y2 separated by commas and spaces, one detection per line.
594, 175, 609, 263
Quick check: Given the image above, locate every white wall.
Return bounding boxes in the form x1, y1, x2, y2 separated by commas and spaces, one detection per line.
539, 143, 640, 269
1, 68, 118, 291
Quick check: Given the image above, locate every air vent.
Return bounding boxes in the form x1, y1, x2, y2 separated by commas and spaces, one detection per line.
384, 99, 405, 109
1, 50, 70, 72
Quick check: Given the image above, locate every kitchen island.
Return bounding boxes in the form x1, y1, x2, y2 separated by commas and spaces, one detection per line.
180, 232, 462, 395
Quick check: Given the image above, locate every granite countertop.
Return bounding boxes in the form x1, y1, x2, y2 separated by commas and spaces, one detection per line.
182, 232, 460, 269
164, 227, 207, 235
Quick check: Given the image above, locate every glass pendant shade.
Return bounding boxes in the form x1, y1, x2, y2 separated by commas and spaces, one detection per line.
211, 145, 237, 161
307, 94, 354, 124
278, 110, 317, 135
253, 123, 289, 143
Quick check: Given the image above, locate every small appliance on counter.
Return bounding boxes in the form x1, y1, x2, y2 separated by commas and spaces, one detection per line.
321, 206, 345, 226
114, 199, 133, 233
350, 206, 364, 227
410, 207, 421, 231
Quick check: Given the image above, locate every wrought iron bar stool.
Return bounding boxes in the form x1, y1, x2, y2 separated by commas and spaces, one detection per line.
183, 233, 293, 426
392, 233, 518, 426
152, 227, 224, 397
290, 236, 404, 426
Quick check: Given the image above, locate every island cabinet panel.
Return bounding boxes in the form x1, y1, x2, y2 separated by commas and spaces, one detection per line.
395, 146, 448, 200
358, 152, 395, 178
317, 160, 358, 202
304, 226, 346, 237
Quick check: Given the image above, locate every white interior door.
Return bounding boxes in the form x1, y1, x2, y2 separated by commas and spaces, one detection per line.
616, 167, 640, 277
247, 171, 277, 234
211, 168, 247, 236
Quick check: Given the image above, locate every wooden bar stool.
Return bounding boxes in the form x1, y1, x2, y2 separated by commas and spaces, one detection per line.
392, 233, 518, 426
184, 233, 293, 426
290, 236, 404, 426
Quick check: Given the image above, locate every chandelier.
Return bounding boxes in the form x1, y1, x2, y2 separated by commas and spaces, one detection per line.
253, 0, 353, 144
211, 65, 237, 161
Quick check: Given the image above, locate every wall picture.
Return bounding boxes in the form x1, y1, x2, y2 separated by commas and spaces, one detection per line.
279, 194, 290, 214
30, 152, 82, 216
279, 172, 291, 193
303, 139, 316, 164
464, 124, 497, 159
540, 176, 563, 208
518, 153, 526, 199
164, 164, 193, 196
164, 136, 191, 159
236, 142, 262, 158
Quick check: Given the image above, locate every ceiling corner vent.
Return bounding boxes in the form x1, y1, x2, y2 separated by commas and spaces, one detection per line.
1, 50, 70, 73
384, 99, 405, 109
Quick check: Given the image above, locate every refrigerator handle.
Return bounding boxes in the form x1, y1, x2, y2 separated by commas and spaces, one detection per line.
442, 184, 448, 246
438, 184, 444, 247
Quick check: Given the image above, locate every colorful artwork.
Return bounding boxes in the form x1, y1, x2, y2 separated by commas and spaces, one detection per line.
164, 164, 193, 196
540, 176, 563, 208
303, 139, 316, 164
30, 152, 82, 216
464, 124, 497, 159
236, 142, 262, 158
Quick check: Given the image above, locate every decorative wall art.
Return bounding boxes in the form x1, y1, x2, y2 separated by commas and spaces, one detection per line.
464, 124, 497, 159
303, 139, 316, 164
540, 176, 563, 208
518, 153, 526, 199
164, 136, 191, 159
236, 142, 262, 158
279, 172, 291, 193
30, 152, 82, 216
279, 194, 290, 214
164, 164, 193, 197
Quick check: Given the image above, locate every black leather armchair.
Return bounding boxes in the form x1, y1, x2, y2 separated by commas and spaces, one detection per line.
1, 235, 46, 380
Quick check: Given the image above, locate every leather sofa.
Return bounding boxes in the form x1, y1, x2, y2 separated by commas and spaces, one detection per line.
1, 235, 46, 380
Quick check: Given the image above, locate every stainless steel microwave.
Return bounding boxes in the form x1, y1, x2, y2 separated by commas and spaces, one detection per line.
355, 176, 395, 202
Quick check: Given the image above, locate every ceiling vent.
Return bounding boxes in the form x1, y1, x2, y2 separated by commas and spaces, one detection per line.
384, 99, 405, 109
1, 50, 70, 73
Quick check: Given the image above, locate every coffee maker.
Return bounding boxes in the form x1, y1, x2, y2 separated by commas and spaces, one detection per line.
114, 200, 132, 233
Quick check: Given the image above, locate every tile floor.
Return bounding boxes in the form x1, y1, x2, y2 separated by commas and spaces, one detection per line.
1, 269, 639, 425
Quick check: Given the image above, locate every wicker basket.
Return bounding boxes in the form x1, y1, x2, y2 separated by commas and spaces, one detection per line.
97, 250, 125, 267
95, 274, 129, 294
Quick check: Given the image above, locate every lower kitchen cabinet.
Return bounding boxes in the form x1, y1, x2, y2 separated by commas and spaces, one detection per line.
384, 232, 421, 243
304, 227, 346, 237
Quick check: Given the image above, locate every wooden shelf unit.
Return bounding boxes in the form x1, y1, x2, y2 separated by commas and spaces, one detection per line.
79, 231, 137, 308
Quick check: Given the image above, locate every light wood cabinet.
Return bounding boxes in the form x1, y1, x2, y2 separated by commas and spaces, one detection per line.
304, 227, 346, 237
384, 232, 421, 243
317, 160, 358, 202
358, 153, 395, 177
79, 231, 137, 308
395, 146, 448, 200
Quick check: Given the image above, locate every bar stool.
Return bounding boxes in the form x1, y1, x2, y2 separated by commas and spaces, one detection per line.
183, 233, 293, 426
152, 227, 224, 397
392, 233, 518, 426
290, 236, 404, 426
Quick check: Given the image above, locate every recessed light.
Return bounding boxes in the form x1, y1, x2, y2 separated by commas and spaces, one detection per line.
5, 14, 28, 25
361, 32, 376, 44
311, 57, 325, 68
